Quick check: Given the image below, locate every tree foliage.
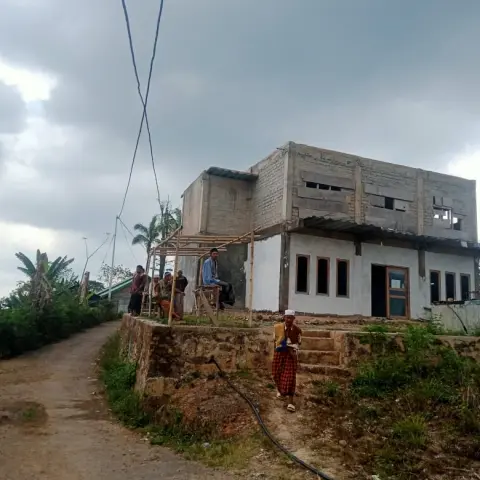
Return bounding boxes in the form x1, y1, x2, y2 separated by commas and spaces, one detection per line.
97, 263, 132, 287
0, 250, 117, 359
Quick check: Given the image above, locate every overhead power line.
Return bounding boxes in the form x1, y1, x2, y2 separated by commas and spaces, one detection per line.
117, 0, 165, 217
118, 218, 140, 264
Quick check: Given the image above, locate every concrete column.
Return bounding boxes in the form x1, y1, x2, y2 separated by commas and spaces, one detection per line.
354, 162, 362, 224
416, 170, 425, 235
278, 231, 291, 312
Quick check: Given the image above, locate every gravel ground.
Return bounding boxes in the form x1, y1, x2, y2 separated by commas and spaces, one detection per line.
0, 321, 233, 480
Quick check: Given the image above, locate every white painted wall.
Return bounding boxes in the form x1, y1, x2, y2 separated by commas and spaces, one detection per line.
289, 233, 476, 319
244, 235, 281, 311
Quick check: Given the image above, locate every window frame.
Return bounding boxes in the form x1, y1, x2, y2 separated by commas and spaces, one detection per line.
336, 258, 350, 298
316, 257, 330, 296
429, 270, 441, 304
445, 271, 456, 301
295, 254, 310, 294
460, 273, 471, 301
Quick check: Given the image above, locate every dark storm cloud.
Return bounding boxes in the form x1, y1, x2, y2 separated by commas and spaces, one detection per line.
0, 0, 479, 239
0, 0, 479, 176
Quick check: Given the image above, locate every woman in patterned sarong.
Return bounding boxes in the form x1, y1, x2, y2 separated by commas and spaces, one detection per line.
272, 309, 302, 412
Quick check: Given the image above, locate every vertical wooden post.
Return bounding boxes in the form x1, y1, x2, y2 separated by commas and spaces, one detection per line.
168, 231, 181, 326
148, 248, 156, 316
248, 230, 255, 327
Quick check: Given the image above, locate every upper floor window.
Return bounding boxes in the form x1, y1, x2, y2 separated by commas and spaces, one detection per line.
305, 181, 342, 192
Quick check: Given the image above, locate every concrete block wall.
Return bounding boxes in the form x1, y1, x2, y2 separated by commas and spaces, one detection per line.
288, 143, 477, 242
250, 147, 288, 230
423, 171, 477, 242
290, 143, 356, 224
204, 175, 253, 235
181, 174, 204, 235
361, 156, 418, 233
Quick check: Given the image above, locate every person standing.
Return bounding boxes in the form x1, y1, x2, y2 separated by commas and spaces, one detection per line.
202, 248, 235, 309
128, 265, 147, 316
158, 272, 180, 320
272, 310, 302, 412
174, 270, 188, 320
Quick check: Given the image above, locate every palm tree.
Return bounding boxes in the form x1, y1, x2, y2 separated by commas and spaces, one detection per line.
132, 203, 182, 278
157, 202, 182, 277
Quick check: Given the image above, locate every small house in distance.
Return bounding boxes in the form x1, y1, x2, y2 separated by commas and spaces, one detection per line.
180, 142, 479, 319
97, 278, 133, 313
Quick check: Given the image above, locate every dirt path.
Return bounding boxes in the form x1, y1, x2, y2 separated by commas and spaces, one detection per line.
0, 322, 234, 480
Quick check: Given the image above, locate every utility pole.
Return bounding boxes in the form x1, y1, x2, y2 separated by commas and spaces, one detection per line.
108, 216, 119, 300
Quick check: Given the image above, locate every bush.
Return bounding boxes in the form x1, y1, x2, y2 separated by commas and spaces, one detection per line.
0, 294, 117, 358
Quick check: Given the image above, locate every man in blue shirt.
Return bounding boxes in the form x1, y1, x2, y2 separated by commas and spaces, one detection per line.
202, 248, 234, 309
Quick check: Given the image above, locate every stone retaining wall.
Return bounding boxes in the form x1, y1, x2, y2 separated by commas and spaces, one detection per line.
119, 315, 271, 398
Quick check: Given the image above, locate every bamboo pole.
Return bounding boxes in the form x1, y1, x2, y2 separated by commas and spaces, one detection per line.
154, 225, 182, 249
198, 230, 258, 260
168, 229, 182, 326
248, 230, 255, 327
148, 249, 156, 316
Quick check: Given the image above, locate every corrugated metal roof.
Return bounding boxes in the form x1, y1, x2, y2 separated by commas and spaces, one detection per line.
97, 278, 132, 298
205, 166, 258, 182
301, 217, 480, 251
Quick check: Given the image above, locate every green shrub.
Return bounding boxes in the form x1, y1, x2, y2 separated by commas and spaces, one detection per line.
99, 335, 149, 428
0, 293, 116, 358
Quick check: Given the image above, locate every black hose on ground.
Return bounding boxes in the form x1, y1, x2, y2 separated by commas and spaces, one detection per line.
208, 356, 335, 480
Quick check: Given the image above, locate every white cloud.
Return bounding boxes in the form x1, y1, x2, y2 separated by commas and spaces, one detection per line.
0, 57, 55, 102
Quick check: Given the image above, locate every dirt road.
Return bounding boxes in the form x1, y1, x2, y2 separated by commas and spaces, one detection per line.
0, 322, 233, 480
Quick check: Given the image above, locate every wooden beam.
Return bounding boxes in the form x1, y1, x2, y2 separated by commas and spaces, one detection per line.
248, 229, 255, 327
168, 230, 181, 326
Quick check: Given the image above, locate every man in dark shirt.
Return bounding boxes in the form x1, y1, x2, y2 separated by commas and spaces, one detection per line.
174, 270, 188, 319
128, 265, 146, 316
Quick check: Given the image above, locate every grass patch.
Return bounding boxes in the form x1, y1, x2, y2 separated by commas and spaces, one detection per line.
310, 325, 480, 479
99, 333, 259, 471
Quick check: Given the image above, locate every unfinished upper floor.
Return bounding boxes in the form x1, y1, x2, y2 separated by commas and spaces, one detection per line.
181, 142, 478, 244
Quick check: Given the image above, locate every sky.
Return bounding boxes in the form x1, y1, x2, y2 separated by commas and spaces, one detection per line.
0, 0, 480, 297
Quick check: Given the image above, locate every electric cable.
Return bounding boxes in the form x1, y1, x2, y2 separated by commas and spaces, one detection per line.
118, 219, 140, 264
118, 0, 165, 217
208, 356, 335, 480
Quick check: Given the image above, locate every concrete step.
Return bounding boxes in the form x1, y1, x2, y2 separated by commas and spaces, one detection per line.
302, 330, 331, 338
298, 350, 340, 366
301, 336, 335, 351
300, 363, 352, 378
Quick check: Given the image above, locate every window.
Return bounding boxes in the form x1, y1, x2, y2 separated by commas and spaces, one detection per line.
430, 270, 440, 303
445, 272, 456, 300
305, 181, 342, 192
385, 197, 394, 210
295, 255, 309, 294
372, 196, 408, 212
336, 259, 349, 297
460, 274, 471, 301
316, 258, 329, 295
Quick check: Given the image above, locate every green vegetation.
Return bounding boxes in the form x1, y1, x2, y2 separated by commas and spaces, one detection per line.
99, 333, 259, 470
312, 325, 480, 479
0, 249, 117, 358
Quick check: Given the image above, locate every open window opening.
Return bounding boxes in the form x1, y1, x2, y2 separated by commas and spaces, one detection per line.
430, 270, 440, 303
316, 257, 329, 295
460, 274, 471, 301
305, 181, 342, 192
336, 259, 349, 297
445, 272, 456, 301
295, 255, 309, 294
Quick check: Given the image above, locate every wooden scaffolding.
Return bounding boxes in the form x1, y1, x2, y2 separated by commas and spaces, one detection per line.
147, 227, 260, 326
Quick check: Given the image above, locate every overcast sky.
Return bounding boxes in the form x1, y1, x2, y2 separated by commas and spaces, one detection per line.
0, 0, 480, 296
